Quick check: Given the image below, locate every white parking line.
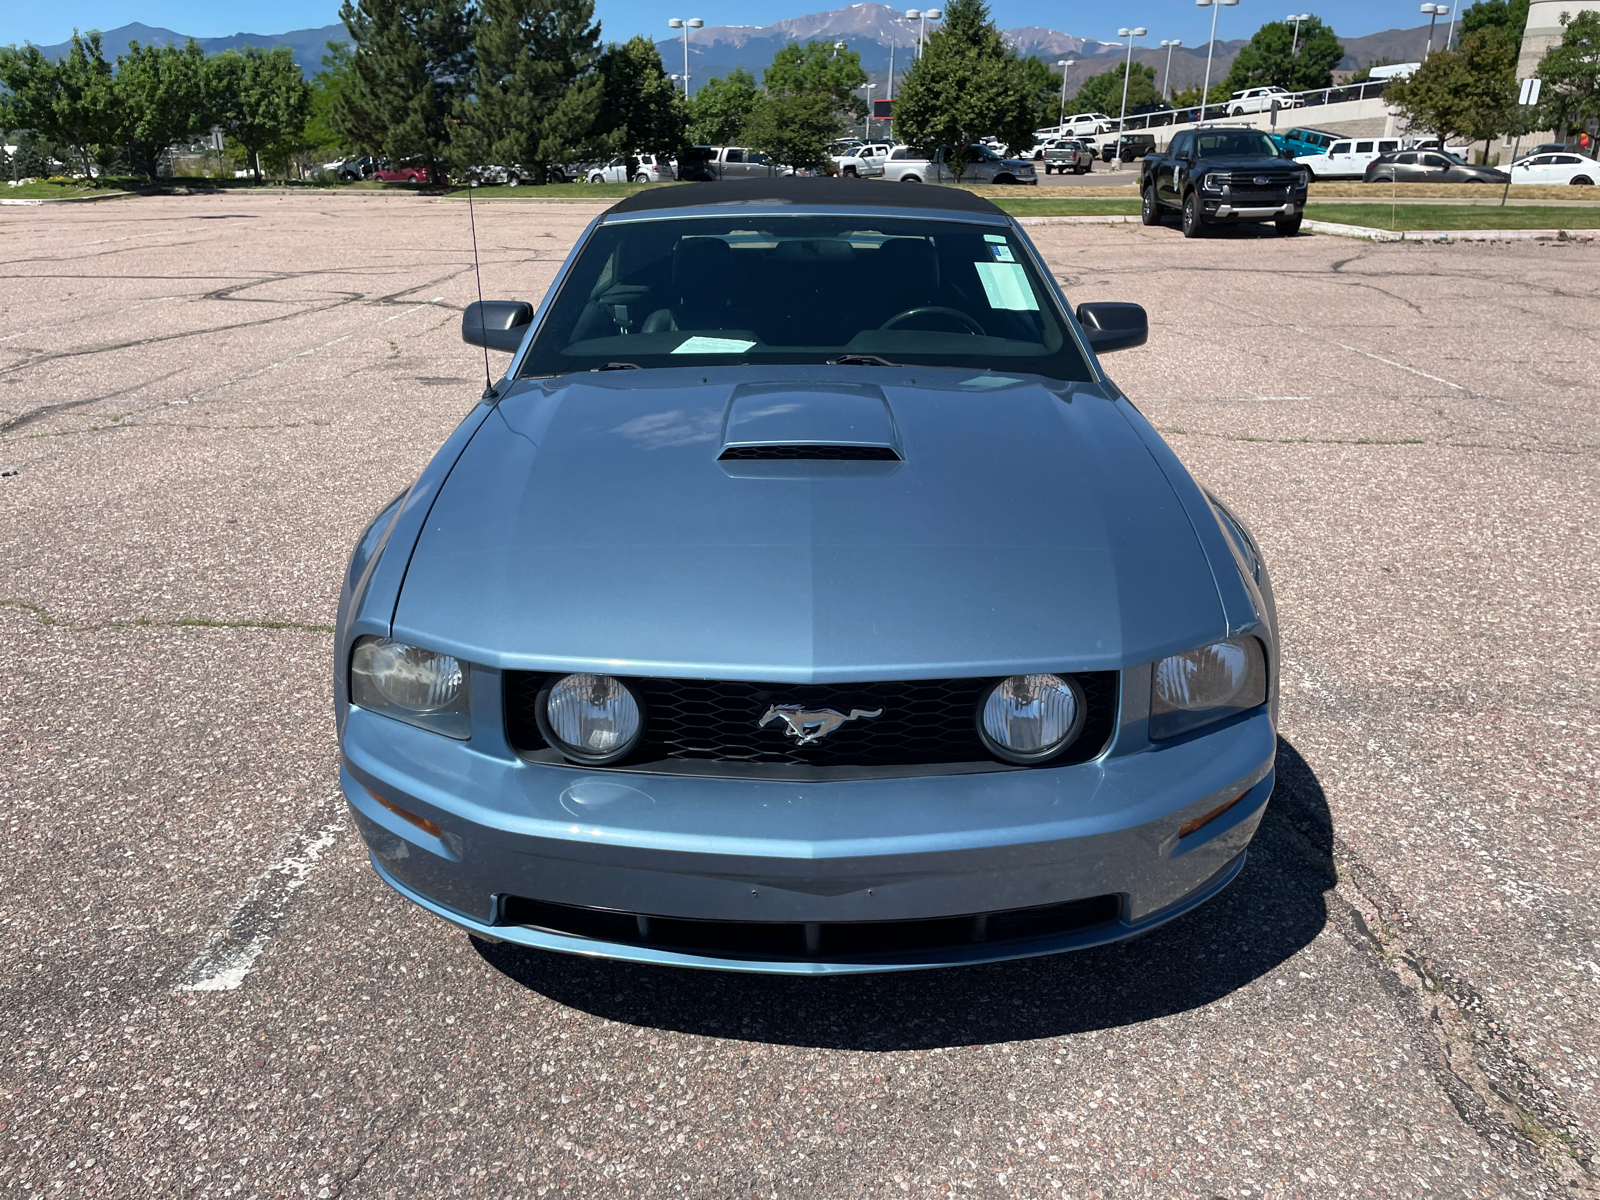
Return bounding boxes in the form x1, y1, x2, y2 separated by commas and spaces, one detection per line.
1334, 343, 1465, 391
174, 798, 345, 992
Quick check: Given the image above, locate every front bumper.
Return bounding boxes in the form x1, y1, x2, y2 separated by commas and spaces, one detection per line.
340, 695, 1276, 974
1202, 197, 1306, 220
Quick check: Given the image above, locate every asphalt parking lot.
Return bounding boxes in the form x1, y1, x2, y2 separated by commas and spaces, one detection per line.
2, 192, 1596, 1198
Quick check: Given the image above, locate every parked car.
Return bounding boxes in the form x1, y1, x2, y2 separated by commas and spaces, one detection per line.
1279, 127, 1342, 158
1042, 139, 1095, 174
340, 177, 1279, 974
833, 143, 892, 178
336, 156, 376, 181
1061, 112, 1116, 137
1104, 133, 1157, 163
687, 146, 795, 180
1295, 136, 1402, 179
882, 143, 1038, 184
1226, 86, 1303, 116
373, 159, 434, 184
1141, 126, 1309, 237
1362, 150, 1508, 184
1502, 152, 1599, 186
586, 154, 676, 184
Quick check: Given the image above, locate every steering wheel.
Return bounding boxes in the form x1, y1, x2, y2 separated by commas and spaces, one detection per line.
880, 306, 986, 335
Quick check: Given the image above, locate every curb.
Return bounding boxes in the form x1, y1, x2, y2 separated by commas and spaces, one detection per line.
2, 191, 136, 205
1305, 218, 1598, 243
1014, 215, 1142, 225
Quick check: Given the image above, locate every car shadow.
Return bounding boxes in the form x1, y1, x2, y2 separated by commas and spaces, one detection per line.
472, 737, 1334, 1050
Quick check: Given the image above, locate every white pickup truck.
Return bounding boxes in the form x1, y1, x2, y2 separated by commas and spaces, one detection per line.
880, 143, 1038, 184
833, 142, 892, 178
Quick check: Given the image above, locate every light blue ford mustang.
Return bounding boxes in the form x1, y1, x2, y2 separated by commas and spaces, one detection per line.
335, 180, 1279, 974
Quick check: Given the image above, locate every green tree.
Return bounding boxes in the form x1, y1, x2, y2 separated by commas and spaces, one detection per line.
686, 67, 760, 144
302, 42, 356, 161
1460, 0, 1529, 47
762, 40, 868, 118
114, 40, 217, 182
454, 0, 604, 182
744, 90, 839, 169
0, 33, 120, 179
594, 35, 683, 159
1074, 62, 1159, 119
1021, 55, 1063, 128
211, 46, 311, 182
335, 0, 472, 181
1536, 10, 1600, 139
1225, 17, 1343, 92
891, 0, 1036, 181
1387, 26, 1518, 151
1169, 80, 1231, 108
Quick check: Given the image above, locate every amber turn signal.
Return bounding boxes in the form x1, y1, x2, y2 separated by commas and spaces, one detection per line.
1177, 792, 1246, 839
366, 787, 443, 839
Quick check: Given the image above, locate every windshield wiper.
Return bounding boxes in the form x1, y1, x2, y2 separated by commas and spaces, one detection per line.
829, 354, 897, 367
593, 362, 641, 371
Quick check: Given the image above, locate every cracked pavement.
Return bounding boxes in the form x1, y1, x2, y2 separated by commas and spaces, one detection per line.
1, 193, 1595, 1197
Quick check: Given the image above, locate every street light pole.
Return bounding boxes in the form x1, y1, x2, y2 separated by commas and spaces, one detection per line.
1116, 26, 1148, 170
905, 8, 941, 56
666, 17, 703, 97
1194, 0, 1238, 125
1420, 3, 1447, 55
1287, 13, 1310, 55
1054, 59, 1075, 128
1160, 39, 1181, 101
1444, 1, 1458, 48
864, 83, 877, 138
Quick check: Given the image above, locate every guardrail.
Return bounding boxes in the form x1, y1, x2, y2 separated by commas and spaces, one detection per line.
1034, 79, 1393, 140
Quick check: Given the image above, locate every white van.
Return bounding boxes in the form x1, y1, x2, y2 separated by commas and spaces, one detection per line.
1296, 136, 1402, 179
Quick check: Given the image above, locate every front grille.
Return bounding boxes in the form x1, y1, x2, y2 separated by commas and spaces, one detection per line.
503, 672, 1118, 775
719, 444, 900, 461
1227, 178, 1296, 200
499, 893, 1122, 961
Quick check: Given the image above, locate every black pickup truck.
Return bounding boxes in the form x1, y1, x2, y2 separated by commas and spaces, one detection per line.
1139, 126, 1310, 238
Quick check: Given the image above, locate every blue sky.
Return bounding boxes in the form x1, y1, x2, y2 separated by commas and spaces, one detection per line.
4, 0, 1428, 54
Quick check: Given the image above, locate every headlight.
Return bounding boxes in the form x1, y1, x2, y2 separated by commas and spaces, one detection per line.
1149, 637, 1267, 741
977, 674, 1085, 764
1294, 169, 1309, 187
1201, 172, 1228, 191
538, 673, 643, 765
350, 636, 471, 739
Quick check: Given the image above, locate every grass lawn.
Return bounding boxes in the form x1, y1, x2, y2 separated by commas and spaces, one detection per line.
1303, 202, 1600, 230
989, 197, 1141, 216
2, 178, 139, 200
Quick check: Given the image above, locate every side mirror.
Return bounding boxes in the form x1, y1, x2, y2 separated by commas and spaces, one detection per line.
1076, 302, 1148, 354
462, 300, 534, 352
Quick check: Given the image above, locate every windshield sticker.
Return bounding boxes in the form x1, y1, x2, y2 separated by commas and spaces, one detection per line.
961, 375, 1024, 390
988, 243, 1016, 262
673, 336, 757, 354
974, 262, 1039, 312
983, 233, 1006, 243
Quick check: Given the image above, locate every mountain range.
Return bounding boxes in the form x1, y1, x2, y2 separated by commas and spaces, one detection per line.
25, 5, 1438, 96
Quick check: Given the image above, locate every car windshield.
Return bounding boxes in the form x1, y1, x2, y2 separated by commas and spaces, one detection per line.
517, 215, 1093, 382
1194, 131, 1280, 158
1444, 151, 1469, 164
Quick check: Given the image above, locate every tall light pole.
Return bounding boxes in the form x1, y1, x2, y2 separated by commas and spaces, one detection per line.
1160, 39, 1181, 101
863, 83, 877, 138
1287, 13, 1310, 55
1420, 3, 1447, 54
1444, 1, 1459, 48
667, 17, 703, 97
1054, 59, 1075, 128
1116, 27, 1147, 170
1195, 0, 1238, 125
905, 8, 942, 56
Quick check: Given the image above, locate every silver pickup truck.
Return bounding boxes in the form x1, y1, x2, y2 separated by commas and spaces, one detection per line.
1042, 139, 1095, 174
881, 143, 1038, 184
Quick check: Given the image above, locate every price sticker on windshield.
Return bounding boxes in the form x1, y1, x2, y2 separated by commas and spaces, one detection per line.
987, 243, 1016, 262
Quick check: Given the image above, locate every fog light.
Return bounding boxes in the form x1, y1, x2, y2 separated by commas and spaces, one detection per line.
538, 674, 644, 765
977, 674, 1085, 764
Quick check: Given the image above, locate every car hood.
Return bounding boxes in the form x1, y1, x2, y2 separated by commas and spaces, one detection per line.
393, 372, 1226, 681
1198, 156, 1295, 171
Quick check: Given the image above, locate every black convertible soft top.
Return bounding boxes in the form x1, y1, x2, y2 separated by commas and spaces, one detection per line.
606, 177, 1004, 216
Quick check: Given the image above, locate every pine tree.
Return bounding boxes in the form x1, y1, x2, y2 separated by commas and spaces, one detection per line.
891, 0, 1035, 182
335, 0, 471, 182
456, 0, 606, 182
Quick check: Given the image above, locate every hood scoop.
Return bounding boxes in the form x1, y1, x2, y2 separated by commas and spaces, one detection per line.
719, 443, 900, 461
720, 383, 901, 461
